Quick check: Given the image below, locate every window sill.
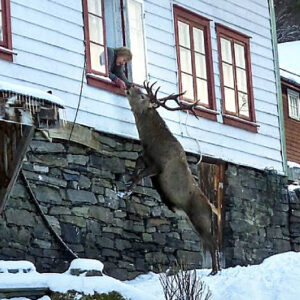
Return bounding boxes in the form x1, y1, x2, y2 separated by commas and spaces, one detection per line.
223, 114, 259, 133
86, 73, 126, 96
194, 106, 218, 121
0, 46, 15, 62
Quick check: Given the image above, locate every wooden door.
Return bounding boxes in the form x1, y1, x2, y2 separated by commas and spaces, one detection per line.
198, 162, 224, 249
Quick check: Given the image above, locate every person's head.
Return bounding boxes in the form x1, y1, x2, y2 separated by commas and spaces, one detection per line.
115, 47, 132, 66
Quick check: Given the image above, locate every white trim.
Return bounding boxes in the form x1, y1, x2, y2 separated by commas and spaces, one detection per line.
287, 88, 300, 121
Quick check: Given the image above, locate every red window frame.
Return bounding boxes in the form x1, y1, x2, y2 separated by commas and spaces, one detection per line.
216, 24, 258, 132
173, 5, 217, 121
0, 0, 13, 62
82, 0, 125, 95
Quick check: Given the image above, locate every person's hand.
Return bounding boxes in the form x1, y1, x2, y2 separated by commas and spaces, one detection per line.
113, 77, 126, 89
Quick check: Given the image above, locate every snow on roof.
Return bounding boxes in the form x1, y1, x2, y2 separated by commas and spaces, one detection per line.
0, 80, 64, 108
278, 41, 300, 86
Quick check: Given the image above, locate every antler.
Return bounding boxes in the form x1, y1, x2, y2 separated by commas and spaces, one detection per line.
143, 81, 199, 117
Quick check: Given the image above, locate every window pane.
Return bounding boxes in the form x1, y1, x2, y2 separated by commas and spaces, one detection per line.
222, 63, 234, 88
88, 0, 102, 16
89, 14, 104, 44
181, 73, 194, 100
238, 92, 249, 117
234, 43, 245, 69
224, 87, 236, 113
288, 92, 300, 119
90, 43, 106, 73
128, 0, 147, 84
197, 78, 208, 105
236, 68, 247, 93
180, 47, 192, 74
0, 13, 3, 41
195, 53, 207, 79
178, 21, 190, 48
193, 27, 205, 54
221, 38, 232, 63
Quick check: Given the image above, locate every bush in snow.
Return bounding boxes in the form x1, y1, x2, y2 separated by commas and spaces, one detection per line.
159, 262, 212, 300
51, 290, 130, 300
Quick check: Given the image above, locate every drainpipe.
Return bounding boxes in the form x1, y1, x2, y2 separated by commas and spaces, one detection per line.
268, 0, 288, 176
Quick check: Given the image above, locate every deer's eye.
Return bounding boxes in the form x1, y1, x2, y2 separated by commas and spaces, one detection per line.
140, 95, 145, 100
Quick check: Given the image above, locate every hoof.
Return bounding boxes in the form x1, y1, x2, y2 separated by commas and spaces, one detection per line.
209, 269, 218, 276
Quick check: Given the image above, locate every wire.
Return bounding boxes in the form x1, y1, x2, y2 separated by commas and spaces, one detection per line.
67, 54, 87, 149
181, 110, 203, 165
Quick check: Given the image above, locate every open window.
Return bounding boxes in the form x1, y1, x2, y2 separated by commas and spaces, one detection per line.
173, 5, 217, 121
288, 88, 300, 121
0, 0, 13, 62
82, 0, 147, 94
216, 24, 257, 132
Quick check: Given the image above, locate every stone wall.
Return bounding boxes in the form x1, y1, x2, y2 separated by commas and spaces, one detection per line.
0, 128, 298, 280
0, 130, 204, 280
223, 165, 294, 267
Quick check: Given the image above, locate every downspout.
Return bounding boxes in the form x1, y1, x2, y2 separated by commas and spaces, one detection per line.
268, 0, 288, 176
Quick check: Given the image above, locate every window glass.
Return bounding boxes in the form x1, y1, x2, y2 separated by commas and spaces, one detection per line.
90, 43, 106, 73
236, 68, 247, 93
224, 87, 236, 113
288, 90, 300, 119
197, 78, 208, 104
195, 53, 207, 79
178, 21, 190, 48
234, 43, 245, 69
128, 0, 147, 85
238, 92, 249, 117
222, 63, 234, 88
180, 47, 192, 74
181, 73, 194, 100
88, 15, 104, 44
193, 27, 205, 54
221, 38, 232, 64
88, 0, 102, 16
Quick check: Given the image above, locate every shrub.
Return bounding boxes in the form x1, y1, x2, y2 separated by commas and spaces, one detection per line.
51, 290, 129, 300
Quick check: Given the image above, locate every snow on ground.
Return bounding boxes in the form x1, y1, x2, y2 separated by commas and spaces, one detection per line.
0, 251, 300, 300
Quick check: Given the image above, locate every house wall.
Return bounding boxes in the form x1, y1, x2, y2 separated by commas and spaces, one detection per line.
0, 130, 296, 280
0, 0, 284, 173
281, 81, 300, 165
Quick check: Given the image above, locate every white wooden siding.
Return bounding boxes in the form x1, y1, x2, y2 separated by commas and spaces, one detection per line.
0, 0, 284, 172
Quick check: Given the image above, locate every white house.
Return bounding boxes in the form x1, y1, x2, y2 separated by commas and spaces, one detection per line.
0, 0, 285, 174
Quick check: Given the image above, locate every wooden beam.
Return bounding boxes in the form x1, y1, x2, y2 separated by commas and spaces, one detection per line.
0, 120, 34, 213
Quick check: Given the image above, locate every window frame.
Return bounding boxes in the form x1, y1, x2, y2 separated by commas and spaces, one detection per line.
0, 0, 13, 62
216, 23, 257, 132
82, 0, 125, 95
287, 88, 300, 121
173, 5, 217, 121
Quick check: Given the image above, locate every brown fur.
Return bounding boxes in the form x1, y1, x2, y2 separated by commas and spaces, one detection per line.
126, 86, 220, 274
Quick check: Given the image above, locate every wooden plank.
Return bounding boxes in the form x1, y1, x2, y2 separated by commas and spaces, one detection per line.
0, 120, 34, 213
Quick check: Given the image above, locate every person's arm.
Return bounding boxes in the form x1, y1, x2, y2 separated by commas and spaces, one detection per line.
114, 65, 132, 88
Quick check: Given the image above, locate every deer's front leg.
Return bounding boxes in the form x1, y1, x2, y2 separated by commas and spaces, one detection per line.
128, 155, 160, 191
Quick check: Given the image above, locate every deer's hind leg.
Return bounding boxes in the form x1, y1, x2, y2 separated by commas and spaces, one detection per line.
185, 199, 220, 275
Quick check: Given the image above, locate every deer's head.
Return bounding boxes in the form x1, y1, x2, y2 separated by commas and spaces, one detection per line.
126, 81, 199, 117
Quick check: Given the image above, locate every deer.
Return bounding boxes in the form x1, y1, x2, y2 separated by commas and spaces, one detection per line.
125, 82, 221, 275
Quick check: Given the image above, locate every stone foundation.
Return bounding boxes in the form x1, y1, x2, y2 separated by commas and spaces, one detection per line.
0, 128, 298, 280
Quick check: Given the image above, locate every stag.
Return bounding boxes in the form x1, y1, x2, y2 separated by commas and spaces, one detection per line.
126, 82, 220, 275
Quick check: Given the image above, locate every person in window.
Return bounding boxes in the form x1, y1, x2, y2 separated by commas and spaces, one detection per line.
107, 47, 133, 90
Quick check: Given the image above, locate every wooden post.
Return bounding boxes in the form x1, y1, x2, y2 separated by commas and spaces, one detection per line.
0, 120, 34, 213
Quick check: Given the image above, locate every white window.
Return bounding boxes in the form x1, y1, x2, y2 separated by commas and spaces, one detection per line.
84, 0, 147, 89
288, 88, 300, 120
